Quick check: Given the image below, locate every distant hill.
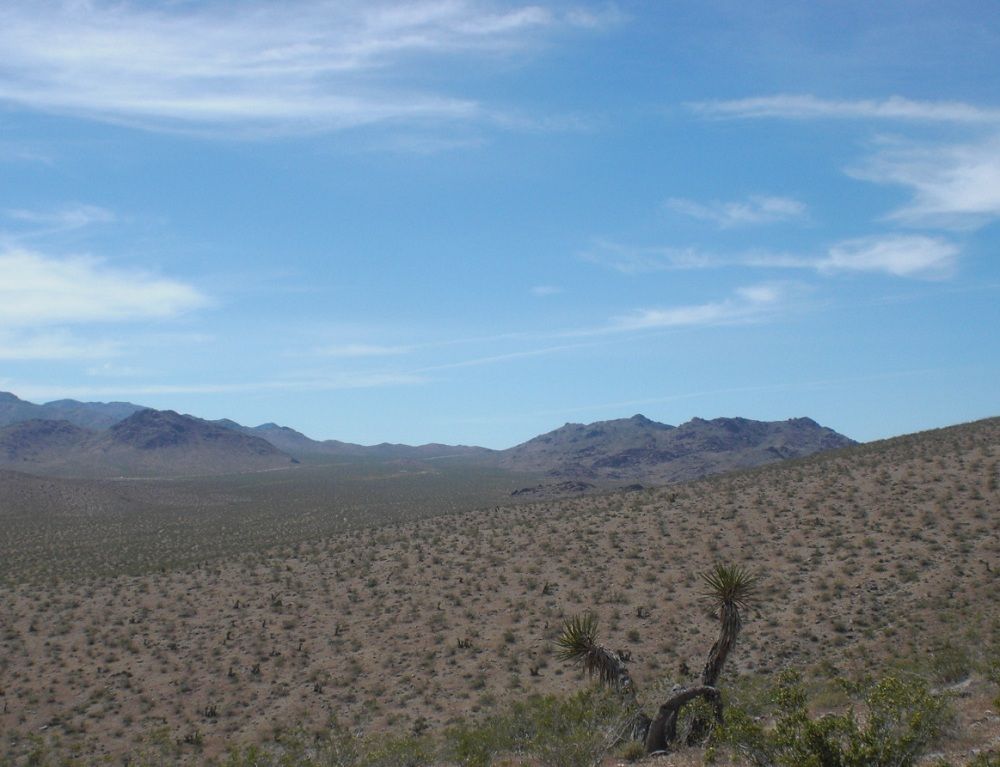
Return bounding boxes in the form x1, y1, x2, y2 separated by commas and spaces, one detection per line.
497, 414, 855, 484
0, 419, 93, 464
0, 390, 855, 485
0, 391, 144, 430
213, 418, 491, 461
0, 409, 296, 478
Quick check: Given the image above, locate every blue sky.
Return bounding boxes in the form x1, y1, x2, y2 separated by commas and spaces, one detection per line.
1, 0, 997, 448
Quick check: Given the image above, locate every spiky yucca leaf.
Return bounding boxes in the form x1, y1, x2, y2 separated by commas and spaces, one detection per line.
700, 563, 758, 612
555, 613, 624, 689
556, 613, 599, 661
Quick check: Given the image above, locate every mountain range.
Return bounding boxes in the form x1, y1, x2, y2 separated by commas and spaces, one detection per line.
0, 390, 856, 483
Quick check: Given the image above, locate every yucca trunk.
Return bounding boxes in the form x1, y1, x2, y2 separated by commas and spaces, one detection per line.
644, 685, 722, 753
701, 601, 741, 687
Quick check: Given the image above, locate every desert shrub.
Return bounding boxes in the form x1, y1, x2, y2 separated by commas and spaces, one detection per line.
929, 642, 973, 685
985, 655, 1000, 713
220, 720, 432, 767
715, 670, 951, 767
967, 753, 1000, 767
442, 686, 630, 767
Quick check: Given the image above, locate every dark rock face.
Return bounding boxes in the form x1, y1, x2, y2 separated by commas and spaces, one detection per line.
0, 419, 92, 461
110, 410, 190, 450
499, 415, 855, 484
108, 410, 289, 457
511, 480, 597, 497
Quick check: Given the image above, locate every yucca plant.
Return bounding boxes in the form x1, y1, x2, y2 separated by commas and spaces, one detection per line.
556, 613, 637, 702
699, 564, 758, 688
555, 563, 758, 757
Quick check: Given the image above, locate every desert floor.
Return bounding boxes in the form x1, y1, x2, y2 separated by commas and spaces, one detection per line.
1, 419, 998, 764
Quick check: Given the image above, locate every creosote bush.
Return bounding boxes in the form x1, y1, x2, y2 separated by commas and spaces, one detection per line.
217, 690, 631, 767
444, 687, 632, 767
713, 669, 951, 767
220, 720, 433, 767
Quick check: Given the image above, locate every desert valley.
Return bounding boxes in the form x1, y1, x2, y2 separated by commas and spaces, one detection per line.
0, 391, 997, 765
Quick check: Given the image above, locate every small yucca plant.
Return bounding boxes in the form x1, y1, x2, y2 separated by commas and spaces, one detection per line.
556, 613, 631, 693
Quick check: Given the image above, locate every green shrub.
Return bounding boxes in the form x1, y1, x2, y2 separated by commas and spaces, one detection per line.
968, 753, 1000, 767
442, 686, 630, 767
220, 719, 434, 767
929, 643, 972, 685
716, 670, 951, 767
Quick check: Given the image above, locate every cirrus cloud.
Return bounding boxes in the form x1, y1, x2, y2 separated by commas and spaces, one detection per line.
820, 235, 958, 278
665, 194, 807, 227
848, 138, 1000, 229
0, 0, 611, 136
690, 94, 1000, 124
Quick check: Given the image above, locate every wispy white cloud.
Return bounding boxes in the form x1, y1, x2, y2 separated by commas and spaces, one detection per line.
0, 141, 54, 165
416, 341, 598, 371
690, 94, 1000, 231
0, 0, 609, 136
608, 282, 792, 332
0, 248, 208, 326
582, 239, 813, 274
8, 372, 428, 401
665, 194, 807, 227
564, 6, 629, 29
691, 94, 1000, 123
4, 203, 115, 231
848, 138, 1000, 229
315, 343, 413, 358
581, 240, 719, 273
583, 236, 958, 279
530, 284, 562, 297
85, 362, 148, 377
820, 235, 958, 278
0, 329, 121, 361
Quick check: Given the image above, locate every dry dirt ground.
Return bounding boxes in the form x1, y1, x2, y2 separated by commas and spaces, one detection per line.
1, 418, 998, 765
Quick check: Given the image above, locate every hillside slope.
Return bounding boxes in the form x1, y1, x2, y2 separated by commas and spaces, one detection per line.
1, 416, 996, 765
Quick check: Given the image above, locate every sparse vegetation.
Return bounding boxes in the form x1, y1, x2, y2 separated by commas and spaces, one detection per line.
1, 417, 998, 764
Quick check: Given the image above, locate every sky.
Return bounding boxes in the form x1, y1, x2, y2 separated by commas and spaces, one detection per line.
1, 0, 998, 448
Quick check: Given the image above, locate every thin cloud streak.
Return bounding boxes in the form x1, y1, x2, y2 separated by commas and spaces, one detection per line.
691, 94, 1000, 123
306, 284, 801, 376
8, 372, 429, 402
607, 283, 789, 332
5, 203, 115, 230
414, 340, 603, 372
583, 236, 960, 280
315, 343, 414, 358
2, 204, 117, 244
822, 235, 958, 278
0, 330, 121, 361
665, 194, 807, 227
